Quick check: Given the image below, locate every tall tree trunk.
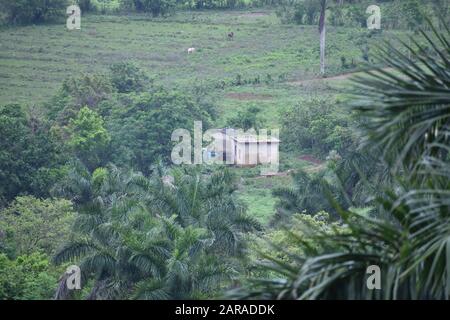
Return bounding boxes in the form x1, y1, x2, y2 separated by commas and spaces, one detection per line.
319, 0, 327, 76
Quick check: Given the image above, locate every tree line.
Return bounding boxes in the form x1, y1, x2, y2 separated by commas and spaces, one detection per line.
2, 0, 448, 26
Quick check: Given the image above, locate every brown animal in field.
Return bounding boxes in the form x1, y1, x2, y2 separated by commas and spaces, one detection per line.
227, 32, 234, 40
87, 28, 97, 36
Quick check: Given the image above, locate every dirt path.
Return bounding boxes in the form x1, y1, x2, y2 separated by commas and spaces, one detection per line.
288, 72, 357, 86
288, 67, 393, 86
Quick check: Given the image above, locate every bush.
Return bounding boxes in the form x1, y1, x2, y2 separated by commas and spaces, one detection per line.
47, 74, 114, 124
277, 0, 442, 31
280, 98, 354, 156
0, 105, 65, 205
276, 0, 320, 25
77, 0, 95, 12
67, 107, 111, 170
109, 62, 150, 93
258, 211, 344, 262
0, 252, 61, 300
226, 106, 266, 131
0, 196, 74, 257
0, 0, 69, 25
107, 88, 213, 174
120, 0, 175, 16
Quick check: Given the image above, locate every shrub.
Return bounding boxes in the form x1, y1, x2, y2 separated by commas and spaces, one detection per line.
227, 106, 265, 131
0, 196, 74, 257
280, 98, 353, 156
67, 107, 111, 170
0, 0, 69, 25
47, 74, 113, 124
77, 0, 95, 12
109, 62, 150, 93
0, 252, 61, 300
0, 105, 65, 205
120, 0, 175, 16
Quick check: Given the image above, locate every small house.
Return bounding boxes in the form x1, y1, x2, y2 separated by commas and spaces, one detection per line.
204, 128, 280, 168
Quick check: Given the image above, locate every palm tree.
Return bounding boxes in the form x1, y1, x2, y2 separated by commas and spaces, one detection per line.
271, 170, 342, 223
53, 164, 259, 299
144, 166, 261, 257
53, 163, 171, 299
351, 21, 450, 175
231, 21, 450, 300
131, 166, 261, 299
133, 218, 235, 299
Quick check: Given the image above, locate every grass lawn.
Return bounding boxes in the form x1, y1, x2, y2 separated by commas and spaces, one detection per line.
238, 174, 292, 225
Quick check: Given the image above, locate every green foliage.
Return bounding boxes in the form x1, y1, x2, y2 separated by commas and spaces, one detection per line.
226, 106, 265, 131
0, 196, 74, 257
48, 74, 114, 124
150, 166, 262, 256
0, 0, 68, 25
277, 0, 448, 31
0, 252, 61, 300
272, 170, 343, 223
107, 88, 213, 174
47, 67, 215, 175
109, 62, 150, 94
277, 0, 320, 25
77, 0, 95, 12
67, 107, 111, 170
231, 21, 450, 300
351, 23, 450, 174
234, 180, 450, 299
181, 0, 249, 10
0, 105, 65, 206
1, 5, 449, 301
328, 1, 367, 28
120, 0, 175, 16
383, 0, 425, 30
280, 98, 354, 156
253, 211, 345, 265
52, 164, 258, 299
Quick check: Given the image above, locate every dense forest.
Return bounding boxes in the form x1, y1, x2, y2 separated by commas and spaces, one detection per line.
0, 0, 449, 300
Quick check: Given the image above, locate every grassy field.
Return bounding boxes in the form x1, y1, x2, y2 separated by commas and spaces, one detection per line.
0, 9, 396, 107
0, 8, 406, 225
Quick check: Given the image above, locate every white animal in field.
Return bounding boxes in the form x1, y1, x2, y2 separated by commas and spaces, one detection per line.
187, 47, 196, 54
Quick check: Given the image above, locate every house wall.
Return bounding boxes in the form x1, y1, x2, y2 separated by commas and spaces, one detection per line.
208, 131, 235, 164
258, 142, 270, 163
268, 142, 279, 166
206, 131, 279, 167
